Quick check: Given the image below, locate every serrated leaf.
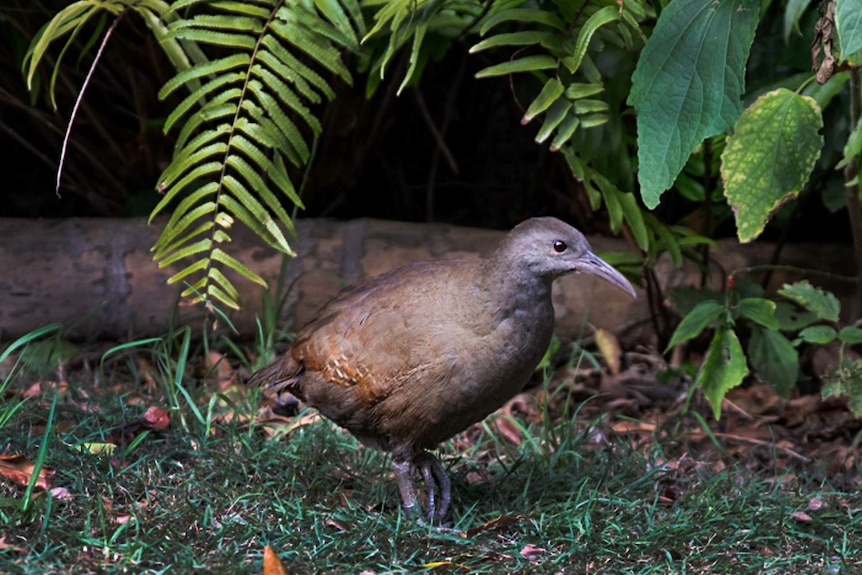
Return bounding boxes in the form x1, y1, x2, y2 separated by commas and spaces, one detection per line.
722, 89, 823, 242
666, 300, 726, 351
736, 298, 779, 330
779, 281, 841, 322
748, 325, 799, 397
836, 0, 862, 64
697, 326, 749, 419
799, 325, 838, 344
839, 326, 862, 344
475, 55, 557, 79
823, 371, 862, 416
774, 301, 819, 331
523, 78, 564, 124
629, 0, 760, 208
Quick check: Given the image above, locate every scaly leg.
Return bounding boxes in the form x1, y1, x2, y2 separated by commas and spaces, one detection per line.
416, 451, 451, 523
392, 458, 419, 519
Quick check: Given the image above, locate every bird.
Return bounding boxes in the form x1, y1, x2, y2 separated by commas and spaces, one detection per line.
249, 217, 636, 522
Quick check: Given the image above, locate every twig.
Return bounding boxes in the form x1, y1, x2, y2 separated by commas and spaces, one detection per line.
56, 7, 129, 197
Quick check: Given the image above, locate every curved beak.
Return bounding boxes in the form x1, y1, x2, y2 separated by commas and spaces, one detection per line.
577, 252, 637, 298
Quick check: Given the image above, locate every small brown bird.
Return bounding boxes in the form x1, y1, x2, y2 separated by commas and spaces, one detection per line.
250, 217, 636, 522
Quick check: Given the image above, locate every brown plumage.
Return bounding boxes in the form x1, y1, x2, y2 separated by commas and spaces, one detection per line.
249, 217, 636, 522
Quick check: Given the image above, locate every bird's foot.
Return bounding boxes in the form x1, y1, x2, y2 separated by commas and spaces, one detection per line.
392, 452, 451, 524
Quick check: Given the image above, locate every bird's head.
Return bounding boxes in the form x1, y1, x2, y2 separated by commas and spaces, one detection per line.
499, 217, 637, 298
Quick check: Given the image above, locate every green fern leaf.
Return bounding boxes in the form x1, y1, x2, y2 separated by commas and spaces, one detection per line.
470, 30, 560, 53
163, 72, 244, 132
475, 55, 557, 78
563, 5, 619, 74
211, 248, 268, 286
479, 7, 566, 35
159, 238, 214, 267
207, 266, 242, 304
159, 53, 250, 99
260, 36, 336, 99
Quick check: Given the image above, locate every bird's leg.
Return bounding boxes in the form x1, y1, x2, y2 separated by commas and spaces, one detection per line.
416, 451, 451, 523
420, 460, 437, 523
392, 458, 420, 519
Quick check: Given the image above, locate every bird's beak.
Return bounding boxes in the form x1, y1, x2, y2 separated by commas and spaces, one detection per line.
577, 252, 637, 298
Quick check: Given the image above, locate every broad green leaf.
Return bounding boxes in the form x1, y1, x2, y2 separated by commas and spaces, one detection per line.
629, 0, 759, 208
666, 300, 725, 350
836, 0, 862, 64
697, 326, 749, 419
801, 70, 850, 113
523, 78, 564, 124
748, 326, 799, 397
837, 116, 862, 170
736, 298, 778, 330
475, 55, 557, 79
722, 89, 823, 242
823, 371, 862, 416
783, 0, 813, 42
839, 326, 862, 344
779, 281, 840, 322
774, 301, 819, 331
799, 325, 838, 344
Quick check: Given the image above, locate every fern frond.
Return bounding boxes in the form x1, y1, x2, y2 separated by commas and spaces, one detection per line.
153, 0, 362, 309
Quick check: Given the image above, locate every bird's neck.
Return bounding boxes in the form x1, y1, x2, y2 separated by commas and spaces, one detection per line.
481, 255, 553, 322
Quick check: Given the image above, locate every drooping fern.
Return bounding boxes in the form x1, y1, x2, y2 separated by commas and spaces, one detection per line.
24, 0, 363, 311
150, 0, 362, 309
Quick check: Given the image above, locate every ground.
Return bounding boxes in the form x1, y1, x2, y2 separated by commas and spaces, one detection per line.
0, 335, 861, 574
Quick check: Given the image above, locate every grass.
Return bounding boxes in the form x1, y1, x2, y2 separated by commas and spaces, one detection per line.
1, 332, 861, 574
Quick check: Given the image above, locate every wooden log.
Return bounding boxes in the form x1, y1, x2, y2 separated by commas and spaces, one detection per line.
0, 217, 854, 343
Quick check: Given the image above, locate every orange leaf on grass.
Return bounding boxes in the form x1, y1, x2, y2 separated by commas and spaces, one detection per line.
0, 454, 52, 490
263, 546, 288, 575
142, 406, 170, 430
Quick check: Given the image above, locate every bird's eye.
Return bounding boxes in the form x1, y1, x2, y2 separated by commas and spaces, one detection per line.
553, 240, 567, 253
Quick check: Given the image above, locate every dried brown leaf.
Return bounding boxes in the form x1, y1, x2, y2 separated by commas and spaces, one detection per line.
791, 510, 813, 522
263, 545, 289, 575
142, 406, 170, 430
0, 454, 52, 490
595, 328, 622, 375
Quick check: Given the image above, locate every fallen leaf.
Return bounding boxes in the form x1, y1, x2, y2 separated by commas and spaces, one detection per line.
520, 543, 547, 560
75, 442, 116, 455
49, 487, 72, 501
142, 406, 170, 430
595, 328, 622, 375
263, 545, 289, 575
808, 496, 826, 511
791, 511, 813, 522
0, 454, 52, 490
325, 517, 348, 531
0, 533, 25, 553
